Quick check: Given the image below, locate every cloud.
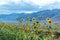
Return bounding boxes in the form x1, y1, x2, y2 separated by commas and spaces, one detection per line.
0, 0, 40, 14
0, 0, 40, 11
0, 0, 60, 6
23, 0, 55, 6
0, 10, 37, 14
0, 0, 60, 14
0, 0, 19, 5
57, 0, 60, 2
0, 0, 7, 5
34, 0, 55, 6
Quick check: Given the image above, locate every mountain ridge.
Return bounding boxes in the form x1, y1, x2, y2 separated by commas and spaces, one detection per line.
0, 9, 60, 23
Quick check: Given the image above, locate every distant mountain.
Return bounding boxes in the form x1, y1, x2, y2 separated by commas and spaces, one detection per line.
0, 9, 60, 23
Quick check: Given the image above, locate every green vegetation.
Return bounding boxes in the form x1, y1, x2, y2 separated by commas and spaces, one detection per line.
0, 17, 60, 40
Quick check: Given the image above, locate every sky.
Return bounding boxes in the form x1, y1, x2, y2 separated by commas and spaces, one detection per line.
0, 0, 60, 14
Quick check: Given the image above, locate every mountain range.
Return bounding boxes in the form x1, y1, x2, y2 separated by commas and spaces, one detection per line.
0, 9, 60, 23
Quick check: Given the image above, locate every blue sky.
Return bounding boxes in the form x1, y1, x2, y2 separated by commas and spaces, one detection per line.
0, 0, 60, 14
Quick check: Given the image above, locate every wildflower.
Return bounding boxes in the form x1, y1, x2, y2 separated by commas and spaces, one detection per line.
20, 18, 24, 23
26, 16, 30, 21
46, 18, 52, 23
35, 22, 39, 27
40, 16, 43, 20
32, 17, 36, 21
18, 29, 24, 32
33, 22, 41, 27
18, 29, 21, 32
24, 27, 29, 31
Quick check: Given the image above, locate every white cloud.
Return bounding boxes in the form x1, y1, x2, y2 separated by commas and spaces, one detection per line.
0, 0, 8, 5
0, 0, 60, 14
0, 0, 20, 5
0, 2, 6, 5
9, 0, 20, 4
0, 0, 60, 6
25, 0, 56, 6
57, 0, 60, 2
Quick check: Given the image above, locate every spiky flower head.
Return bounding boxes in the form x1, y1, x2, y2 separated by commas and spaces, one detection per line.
46, 17, 52, 23
32, 17, 36, 21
